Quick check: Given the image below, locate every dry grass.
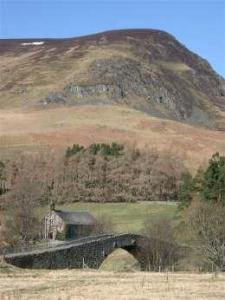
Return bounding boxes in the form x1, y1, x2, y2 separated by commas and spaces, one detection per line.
0, 264, 225, 300
156, 61, 192, 72
100, 249, 141, 272
1, 105, 225, 171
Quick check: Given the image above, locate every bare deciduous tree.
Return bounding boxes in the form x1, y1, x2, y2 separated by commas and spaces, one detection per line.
3, 176, 42, 243
184, 199, 225, 271
139, 217, 180, 271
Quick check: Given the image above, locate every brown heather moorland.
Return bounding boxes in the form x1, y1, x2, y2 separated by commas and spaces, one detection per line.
1, 106, 225, 171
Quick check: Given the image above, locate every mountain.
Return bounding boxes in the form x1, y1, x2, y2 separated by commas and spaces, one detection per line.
0, 29, 225, 169
0, 29, 225, 129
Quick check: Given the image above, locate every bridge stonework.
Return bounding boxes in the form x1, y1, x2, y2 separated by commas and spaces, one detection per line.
4, 234, 146, 270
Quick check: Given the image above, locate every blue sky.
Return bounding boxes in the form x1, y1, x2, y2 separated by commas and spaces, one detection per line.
0, 0, 225, 76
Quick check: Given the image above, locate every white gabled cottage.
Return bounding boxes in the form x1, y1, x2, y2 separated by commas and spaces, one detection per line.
44, 207, 96, 240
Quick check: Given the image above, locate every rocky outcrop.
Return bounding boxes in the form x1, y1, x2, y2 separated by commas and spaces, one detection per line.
41, 57, 204, 122
88, 57, 191, 119
64, 83, 124, 100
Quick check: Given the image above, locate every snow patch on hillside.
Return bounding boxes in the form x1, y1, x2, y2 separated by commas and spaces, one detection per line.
21, 41, 45, 46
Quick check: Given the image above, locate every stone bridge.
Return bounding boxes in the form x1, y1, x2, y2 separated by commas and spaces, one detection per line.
4, 233, 148, 270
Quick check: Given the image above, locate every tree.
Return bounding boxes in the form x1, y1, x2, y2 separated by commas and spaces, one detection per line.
201, 153, 225, 204
65, 144, 84, 158
0, 161, 6, 196
1, 153, 58, 243
177, 173, 195, 210
140, 217, 180, 271
3, 175, 42, 243
184, 200, 225, 271
177, 153, 225, 210
88, 143, 124, 156
149, 153, 187, 202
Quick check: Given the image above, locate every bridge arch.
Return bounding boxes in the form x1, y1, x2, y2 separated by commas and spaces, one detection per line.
97, 242, 142, 268
99, 243, 144, 271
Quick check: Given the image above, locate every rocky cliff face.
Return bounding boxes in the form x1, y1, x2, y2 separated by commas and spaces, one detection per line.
0, 29, 224, 129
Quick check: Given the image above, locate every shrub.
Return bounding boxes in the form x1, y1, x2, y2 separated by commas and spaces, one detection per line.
139, 217, 180, 271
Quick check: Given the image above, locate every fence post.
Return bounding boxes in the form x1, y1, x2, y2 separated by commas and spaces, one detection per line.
82, 257, 85, 269
211, 262, 214, 273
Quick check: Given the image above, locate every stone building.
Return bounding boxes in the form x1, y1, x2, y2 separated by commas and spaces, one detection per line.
44, 208, 96, 240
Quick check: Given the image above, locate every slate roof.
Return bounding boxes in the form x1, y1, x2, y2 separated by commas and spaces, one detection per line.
54, 210, 96, 225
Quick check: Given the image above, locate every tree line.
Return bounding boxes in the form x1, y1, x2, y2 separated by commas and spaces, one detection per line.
0, 144, 225, 272
0, 143, 187, 205
0, 143, 187, 244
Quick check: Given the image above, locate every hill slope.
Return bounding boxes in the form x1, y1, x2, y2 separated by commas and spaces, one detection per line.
0, 29, 225, 129
1, 106, 225, 171
0, 29, 225, 168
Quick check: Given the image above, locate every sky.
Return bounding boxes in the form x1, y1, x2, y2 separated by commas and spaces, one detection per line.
0, 0, 225, 77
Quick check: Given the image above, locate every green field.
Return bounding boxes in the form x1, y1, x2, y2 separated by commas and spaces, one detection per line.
41, 201, 178, 233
